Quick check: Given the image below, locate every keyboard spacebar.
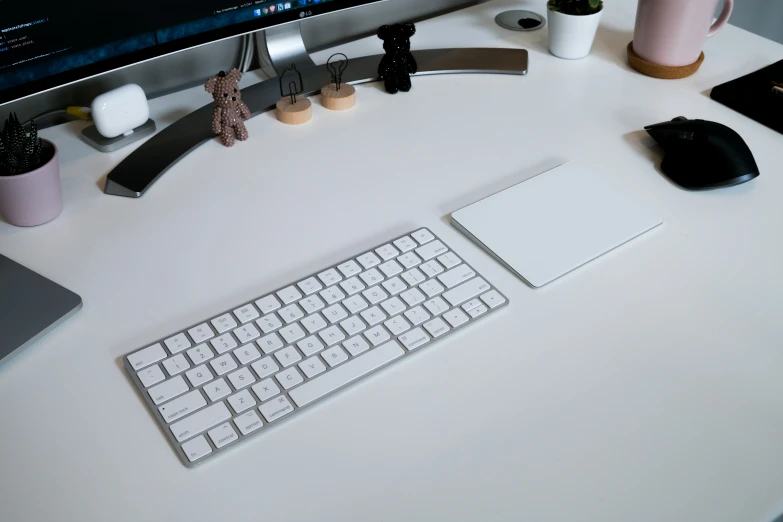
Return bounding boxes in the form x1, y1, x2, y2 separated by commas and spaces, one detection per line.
289, 341, 405, 407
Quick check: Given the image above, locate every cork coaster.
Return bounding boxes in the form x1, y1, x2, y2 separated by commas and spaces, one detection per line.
321, 83, 356, 111
627, 42, 705, 80
276, 97, 312, 125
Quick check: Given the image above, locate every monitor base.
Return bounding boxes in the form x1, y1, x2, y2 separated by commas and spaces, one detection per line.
104, 48, 529, 198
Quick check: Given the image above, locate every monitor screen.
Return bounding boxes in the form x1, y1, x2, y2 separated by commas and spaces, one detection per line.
0, 0, 381, 106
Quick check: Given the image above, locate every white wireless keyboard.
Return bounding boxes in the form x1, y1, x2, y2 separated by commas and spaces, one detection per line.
124, 228, 508, 466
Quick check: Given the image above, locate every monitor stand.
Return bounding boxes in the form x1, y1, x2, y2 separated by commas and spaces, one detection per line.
104, 22, 529, 198
255, 22, 316, 75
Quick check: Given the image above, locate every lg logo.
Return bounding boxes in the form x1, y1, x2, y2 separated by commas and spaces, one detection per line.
300, 10, 312, 18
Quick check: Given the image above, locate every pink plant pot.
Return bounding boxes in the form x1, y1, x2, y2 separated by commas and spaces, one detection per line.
0, 140, 62, 227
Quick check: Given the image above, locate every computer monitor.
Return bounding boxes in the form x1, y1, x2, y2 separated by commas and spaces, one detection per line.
0, 0, 384, 107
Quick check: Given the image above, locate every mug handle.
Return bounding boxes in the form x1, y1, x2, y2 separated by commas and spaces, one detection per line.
707, 0, 734, 37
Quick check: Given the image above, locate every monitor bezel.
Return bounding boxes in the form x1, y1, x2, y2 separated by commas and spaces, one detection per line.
0, 0, 383, 106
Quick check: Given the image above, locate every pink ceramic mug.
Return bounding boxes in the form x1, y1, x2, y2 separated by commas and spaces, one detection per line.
633, 0, 734, 67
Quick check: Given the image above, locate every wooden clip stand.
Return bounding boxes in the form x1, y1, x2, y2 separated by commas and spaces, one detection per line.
321, 83, 356, 111
276, 97, 312, 125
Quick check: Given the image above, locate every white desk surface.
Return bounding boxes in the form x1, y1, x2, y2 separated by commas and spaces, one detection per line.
2, 1, 783, 520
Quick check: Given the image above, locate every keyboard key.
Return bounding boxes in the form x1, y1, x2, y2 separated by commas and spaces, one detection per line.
380, 296, 406, 316
208, 422, 238, 449
443, 308, 469, 328
393, 235, 416, 253
468, 304, 489, 318
187, 344, 215, 365
375, 244, 400, 261
378, 260, 403, 278
401, 268, 426, 286
320, 286, 346, 305
319, 325, 345, 346
424, 297, 449, 316
182, 435, 212, 462
317, 268, 342, 286
128, 343, 167, 371
480, 290, 507, 309
438, 264, 477, 289
302, 313, 328, 334
419, 260, 444, 278
404, 306, 431, 326
343, 295, 369, 314
397, 252, 422, 270
257, 333, 284, 354
343, 336, 370, 356
252, 378, 281, 402
234, 303, 260, 324
364, 325, 391, 346
384, 315, 411, 336
255, 295, 281, 315
185, 365, 214, 387
204, 378, 231, 402
340, 276, 366, 295
137, 364, 165, 388
233, 323, 260, 344
256, 313, 283, 334
227, 389, 256, 414
149, 375, 189, 405
437, 252, 461, 269
259, 395, 295, 422
420, 279, 445, 298
278, 323, 304, 344
462, 299, 483, 312
299, 295, 325, 314
211, 313, 238, 334
423, 317, 450, 338
400, 288, 426, 307
359, 268, 385, 287
162, 354, 190, 376
362, 286, 389, 305
297, 277, 323, 296
415, 240, 448, 261
234, 410, 263, 435
164, 333, 191, 354
443, 277, 491, 307
322, 346, 349, 367
398, 328, 431, 351
298, 336, 325, 357
171, 402, 231, 442
227, 367, 256, 390
360, 306, 387, 326
357, 251, 381, 269
278, 304, 304, 324
159, 390, 206, 424
323, 303, 349, 324
299, 356, 327, 378
340, 316, 367, 336
234, 344, 262, 366
277, 286, 302, 305
210, 354, 238, 376
382, 277, 406, 295
210, 333, 238, 354
188, 323, 215, 344
251, 356, 280, 379
337, 260, 362, 278
411, 228, 435, 245
275, 346, 303, 367
276, 367, 304, 389
289, 341, 404, 407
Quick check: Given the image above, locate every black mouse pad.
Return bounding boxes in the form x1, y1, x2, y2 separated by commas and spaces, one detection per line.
711, 59, 783, 135
0, 254, 82, 367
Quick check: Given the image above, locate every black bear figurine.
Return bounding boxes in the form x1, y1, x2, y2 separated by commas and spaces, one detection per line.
377, 23, 418, 94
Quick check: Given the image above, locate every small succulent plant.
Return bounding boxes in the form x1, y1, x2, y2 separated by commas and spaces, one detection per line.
549, 0, 603, 16
0, 113, 49, 176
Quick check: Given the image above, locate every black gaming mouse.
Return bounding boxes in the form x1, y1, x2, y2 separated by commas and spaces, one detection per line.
644, 117, 759, 190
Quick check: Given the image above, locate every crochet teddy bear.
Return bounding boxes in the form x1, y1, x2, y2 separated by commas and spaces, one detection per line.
377, 23, 418, 94
205, 69, 250, 147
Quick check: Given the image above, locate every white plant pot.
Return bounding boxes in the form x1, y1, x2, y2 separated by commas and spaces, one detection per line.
548, 5, 603, 59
